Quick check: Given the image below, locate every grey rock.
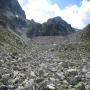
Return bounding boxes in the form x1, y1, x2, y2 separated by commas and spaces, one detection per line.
30, 71, 36, 77
86, 71, 90, 79
39, 69, 44, 77
67, 75, 82, 85
56, 72, 65, 80
60, 61, 69, 68
86, 85, 90, 90
46, 84, 55, 90
82, 66, 88, 73
2, 74, 10, 79
65, 68, 78, 77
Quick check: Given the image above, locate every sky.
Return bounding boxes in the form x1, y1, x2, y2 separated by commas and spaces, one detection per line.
18, 0, 90, 29
51, 0, 82, 9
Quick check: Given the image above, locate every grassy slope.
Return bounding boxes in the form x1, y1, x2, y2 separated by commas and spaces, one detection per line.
0, 25, 27, 54
56, 24, 90, 61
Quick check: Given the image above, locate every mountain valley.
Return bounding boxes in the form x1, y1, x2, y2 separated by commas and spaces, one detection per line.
0, 0, 90, 90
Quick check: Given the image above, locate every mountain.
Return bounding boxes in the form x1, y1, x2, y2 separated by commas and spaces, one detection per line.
0, 0, 75, 38
42, 16, 75, 36
27, 17, 75, 37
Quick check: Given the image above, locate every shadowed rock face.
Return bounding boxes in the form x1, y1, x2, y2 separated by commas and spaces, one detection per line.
0, 0, 26, 18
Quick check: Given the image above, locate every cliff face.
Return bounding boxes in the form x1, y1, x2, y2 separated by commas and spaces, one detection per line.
0, 0, 26, 18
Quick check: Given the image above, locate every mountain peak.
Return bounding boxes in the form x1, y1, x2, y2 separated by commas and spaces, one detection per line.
48, 16, 62, 22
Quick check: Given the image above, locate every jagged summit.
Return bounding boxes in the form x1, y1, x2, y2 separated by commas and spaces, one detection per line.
48, 16, 62, 22
47, 16, 72, 29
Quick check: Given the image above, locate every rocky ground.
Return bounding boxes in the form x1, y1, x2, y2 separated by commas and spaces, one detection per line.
0, 36, 90, 90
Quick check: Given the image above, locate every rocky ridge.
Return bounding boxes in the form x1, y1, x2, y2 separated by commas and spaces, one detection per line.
27, 17, 75, 37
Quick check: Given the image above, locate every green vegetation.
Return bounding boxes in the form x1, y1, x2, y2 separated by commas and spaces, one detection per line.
75, 83, 86, 90
0, 25, 26, 54
35, 78, 44, 84
57, 84, 69, 90
56, 83, 86, 90
56, 24, 90, 60
81, 24, 90, 41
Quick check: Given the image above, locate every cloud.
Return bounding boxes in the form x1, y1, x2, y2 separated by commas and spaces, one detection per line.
18, 0, 90, 29
60, 0, 90, 29
18, 0, 61, 23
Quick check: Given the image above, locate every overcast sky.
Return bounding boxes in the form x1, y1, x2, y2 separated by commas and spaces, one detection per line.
18, 0, 90, 29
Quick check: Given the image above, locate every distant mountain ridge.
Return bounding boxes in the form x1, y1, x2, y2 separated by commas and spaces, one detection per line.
27, 17, 75, 37
0, 0, 75, 37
